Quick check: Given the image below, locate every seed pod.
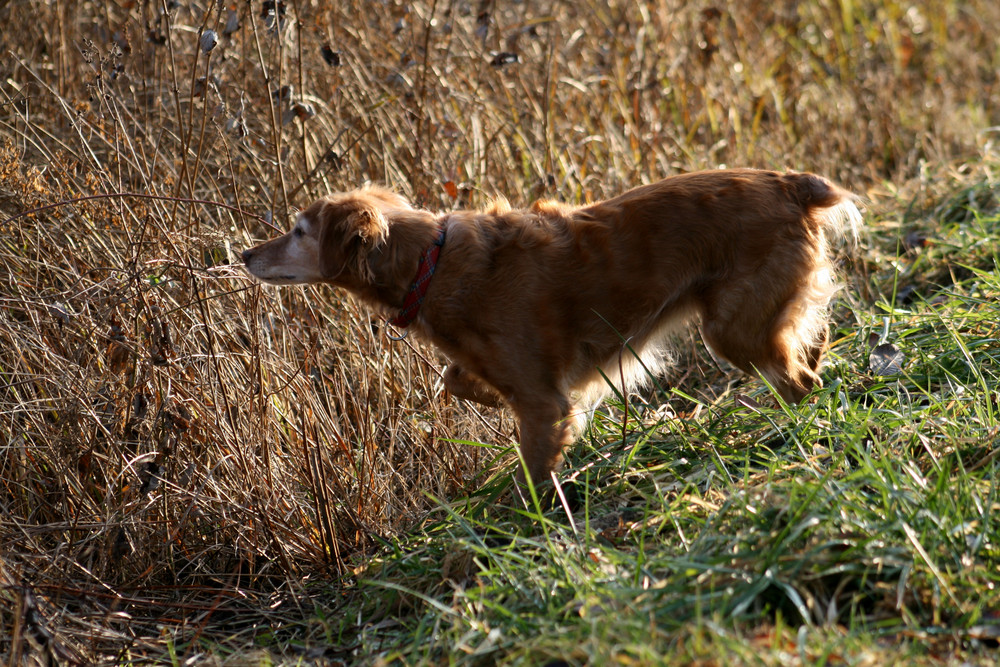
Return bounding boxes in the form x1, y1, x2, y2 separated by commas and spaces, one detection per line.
223, 6, 239, 35
292, 101, 316, 120
490, 52, 519, 68
200, 29, 218, 53
321, 44, 341, 66
273, 85, 294, 104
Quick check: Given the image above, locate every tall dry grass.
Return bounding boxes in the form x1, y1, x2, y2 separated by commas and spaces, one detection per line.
1, 0, 999, 661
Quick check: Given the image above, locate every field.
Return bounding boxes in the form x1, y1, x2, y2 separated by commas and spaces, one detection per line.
2, 0, 1000, 664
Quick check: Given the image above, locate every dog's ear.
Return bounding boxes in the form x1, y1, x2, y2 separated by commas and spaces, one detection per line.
318, 202, 389, 284
349, 205, 389, 244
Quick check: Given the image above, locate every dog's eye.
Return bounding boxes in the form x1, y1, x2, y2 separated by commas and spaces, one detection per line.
293, 227, 304, 238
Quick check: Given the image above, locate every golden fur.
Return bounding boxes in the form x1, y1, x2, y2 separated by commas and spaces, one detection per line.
242, 169, 861, 483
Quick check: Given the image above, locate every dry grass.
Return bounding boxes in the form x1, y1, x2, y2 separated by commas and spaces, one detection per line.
1, 0, 999, 663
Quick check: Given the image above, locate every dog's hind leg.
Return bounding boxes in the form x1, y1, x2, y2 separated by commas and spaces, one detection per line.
701, 301, 823, 403
805, 326, 829, 373
760, 329, 823, 403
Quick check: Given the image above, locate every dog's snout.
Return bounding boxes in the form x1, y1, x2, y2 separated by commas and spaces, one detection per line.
240, 248, 253, 264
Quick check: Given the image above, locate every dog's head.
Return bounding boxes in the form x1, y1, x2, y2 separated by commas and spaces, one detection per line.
242, 187, 410, 288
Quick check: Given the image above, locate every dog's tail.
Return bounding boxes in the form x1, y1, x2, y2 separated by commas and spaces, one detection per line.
787, 173, 863, 245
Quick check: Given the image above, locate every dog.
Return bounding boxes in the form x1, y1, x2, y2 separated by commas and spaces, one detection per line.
242, 169, 861, 484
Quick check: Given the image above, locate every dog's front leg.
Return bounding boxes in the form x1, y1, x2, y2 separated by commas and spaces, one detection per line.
511, 395, 573, 486
443, 365, 504, 408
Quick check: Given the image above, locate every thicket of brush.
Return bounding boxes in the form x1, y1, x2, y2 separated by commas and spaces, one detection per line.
2, 0, 999, 664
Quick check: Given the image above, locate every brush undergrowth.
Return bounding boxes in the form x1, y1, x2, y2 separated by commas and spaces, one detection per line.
2, 0, 1000, 664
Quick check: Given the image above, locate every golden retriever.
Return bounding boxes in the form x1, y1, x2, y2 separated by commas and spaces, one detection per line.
242, 170, 861, 484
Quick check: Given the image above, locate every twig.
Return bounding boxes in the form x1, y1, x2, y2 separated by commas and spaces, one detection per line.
1, 192, 272, 229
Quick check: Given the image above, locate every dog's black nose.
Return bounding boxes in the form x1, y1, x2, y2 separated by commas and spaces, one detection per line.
241, 249, 253, 263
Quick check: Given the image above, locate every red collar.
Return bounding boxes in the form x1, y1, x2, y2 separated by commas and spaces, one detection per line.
389, 226, 446, 328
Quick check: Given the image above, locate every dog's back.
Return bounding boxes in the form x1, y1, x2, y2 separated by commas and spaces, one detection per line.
487, 170, 858, 404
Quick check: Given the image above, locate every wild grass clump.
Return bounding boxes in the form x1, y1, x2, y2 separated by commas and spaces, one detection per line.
1, 0, 1000, 663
